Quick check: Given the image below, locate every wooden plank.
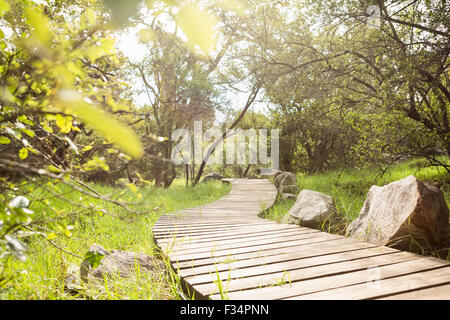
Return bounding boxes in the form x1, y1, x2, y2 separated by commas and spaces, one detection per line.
155, 225, 300, 246
155, 217, 265, 224
153, 222, 276, 239
153, 221, 268, 233
212, 257, 449, 300
155, 215, 267, 221
154, 220, 262, 228
201, 251, 417, 298
154, 227, 276, 242
294, 266, 450, 300
154, 225, 282, 243
187, 247, 399, 286
157, 211, 264, 217
162, 228, 320, 253
166, 232, 327, 257
175, 208, 262, 213
168, 232, 341, 262
173, 236, 347, 269
156, 224, 302, 246
159, 213, 262, 218
156, 216, 264, 223
178, 237, 380, 277
377, 283, 450, 300
164, 230, 322, 255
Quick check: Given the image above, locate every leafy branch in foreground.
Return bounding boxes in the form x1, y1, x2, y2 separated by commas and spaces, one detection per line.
0, 0, 230, 291
0, 0, 149, 284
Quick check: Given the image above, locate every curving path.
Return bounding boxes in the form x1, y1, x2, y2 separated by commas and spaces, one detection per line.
152, 178, 450, 300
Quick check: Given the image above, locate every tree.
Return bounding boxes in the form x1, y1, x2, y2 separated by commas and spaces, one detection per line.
219, 0, 449, 173
307, 0, 450, 167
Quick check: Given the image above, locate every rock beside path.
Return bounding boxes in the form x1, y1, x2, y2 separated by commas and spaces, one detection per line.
273, 171, 299, 200
81, 244, 164, 282
201, 173, 223, 183
282, 190, 337, 229
346, 175, 449, 252
65, 244, 165, 293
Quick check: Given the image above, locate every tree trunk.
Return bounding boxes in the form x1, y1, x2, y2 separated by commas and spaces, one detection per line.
243, 165, 251, 177
192, 85, 261, 186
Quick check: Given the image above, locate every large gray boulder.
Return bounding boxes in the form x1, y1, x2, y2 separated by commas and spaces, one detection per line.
282, 190, 337, 229
346, 175, 449, 251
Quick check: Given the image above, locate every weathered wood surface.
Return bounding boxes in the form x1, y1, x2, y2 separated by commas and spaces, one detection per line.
153, 178, 450, 300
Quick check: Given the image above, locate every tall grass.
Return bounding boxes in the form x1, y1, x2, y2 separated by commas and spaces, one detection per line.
0, 179, 230, 300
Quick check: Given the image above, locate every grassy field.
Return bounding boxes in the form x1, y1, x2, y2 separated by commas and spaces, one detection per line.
264, 158, 450, 242
0, 179, 230, 300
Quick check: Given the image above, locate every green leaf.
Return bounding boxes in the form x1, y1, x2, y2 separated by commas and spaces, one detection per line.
82, 145, 93, 152
18, 114, 34, 126
74, 103, 143, 159
177, 3, 217, 53
83, 156, 110, 172
55, 114, 72, 133
126, 183, 138, 194
42, 125, 53, 133
0, 136, 11, 144
47, 232, 57, 240
19, 128, 35, 138
0, 0, 10, 15
25, 6, 52, 45
83, 251, 105, 269
47, 165, 62, 173
19, 147, 28, 160
56, 90, 143, 158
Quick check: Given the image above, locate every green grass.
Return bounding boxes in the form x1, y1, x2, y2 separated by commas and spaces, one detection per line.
0, 179, 230, 300
265, 158, 450, 234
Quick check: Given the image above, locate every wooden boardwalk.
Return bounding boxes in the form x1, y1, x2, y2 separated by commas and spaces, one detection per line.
153, 178, 450, 300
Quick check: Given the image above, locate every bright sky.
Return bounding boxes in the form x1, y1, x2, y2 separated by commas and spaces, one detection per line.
114, 7, 269, 126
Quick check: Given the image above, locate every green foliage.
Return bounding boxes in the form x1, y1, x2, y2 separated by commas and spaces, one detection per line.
0, 180, 230, 299
223, 0, 450, 174
83, 251, 105, 269
0, 0, 146, 288
0, 136, 10, 144
0, 0, 144, 165
0, 0, 225, 278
